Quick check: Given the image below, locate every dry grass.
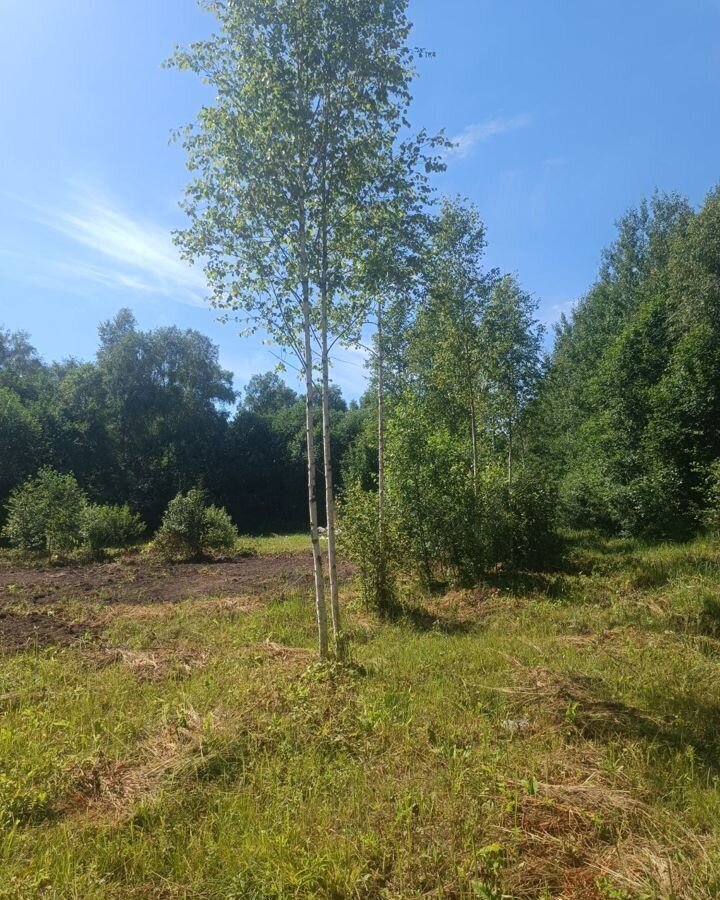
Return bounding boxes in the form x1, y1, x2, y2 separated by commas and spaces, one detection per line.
2, 534, 720, 898
66, 706, 212, 824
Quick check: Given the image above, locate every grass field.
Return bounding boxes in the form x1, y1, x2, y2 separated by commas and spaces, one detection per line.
2, 533, 720, 898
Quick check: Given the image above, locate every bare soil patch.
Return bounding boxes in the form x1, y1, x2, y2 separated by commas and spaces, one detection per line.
0, 551, 351, 653
0, 610, 97, 654
0, 552, 350, 610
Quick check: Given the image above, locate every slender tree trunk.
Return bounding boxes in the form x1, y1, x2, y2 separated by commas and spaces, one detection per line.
319, 191, 341, 654
301, 211, 328, 659
469, 393, 478, 493
376, 299, 389, 606
377, 299, 385, 539
320, 307, 341, 653
507, 420, 514, 490
304, 313, 329, 659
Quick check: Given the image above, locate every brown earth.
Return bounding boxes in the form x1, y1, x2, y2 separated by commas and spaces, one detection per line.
0, 552, 351, 654
0, 552, 349, 608
0, 610, 98, 653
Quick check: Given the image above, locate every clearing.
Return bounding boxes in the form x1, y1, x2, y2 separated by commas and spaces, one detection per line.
1, 533, 720, 898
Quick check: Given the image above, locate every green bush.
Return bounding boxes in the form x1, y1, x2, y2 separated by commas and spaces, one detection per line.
505, 468, 559, 568
2, 468, 87, 555
383, 406, 558, 583
154, 488, 238, 561
81, 504, 146, 554
702, 460, 720, 536
3, 468, 147, 558
338, 483, 398, 613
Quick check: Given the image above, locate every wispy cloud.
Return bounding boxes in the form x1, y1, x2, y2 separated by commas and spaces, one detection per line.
329, 343, 371, 398
446, 114, 532, 160
545, 298, 577, 325
19, 184, 207, 306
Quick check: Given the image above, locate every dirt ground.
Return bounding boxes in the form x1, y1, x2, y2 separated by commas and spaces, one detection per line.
0, 610, 99, 654
0, 551, 351, 654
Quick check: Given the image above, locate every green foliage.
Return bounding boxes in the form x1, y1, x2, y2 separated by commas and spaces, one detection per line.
385, 401, 483, 583
338, 483, 398, 612
81, 504, 146, 554
0, 327, 47, 401
2, 468, 87, 555
537, 187, 720, 538
154, 488, 238, 561
2, 469, 146, 558
380, 397, 557, 585
94, 310, 236, 524
354, 201, 554, 589
0, 310, 362, 534
168, 0, 438, 351
702, 460, 720, 536
0, 386, 41, 507
505, 467, 559, 567
243, 372, 297, 414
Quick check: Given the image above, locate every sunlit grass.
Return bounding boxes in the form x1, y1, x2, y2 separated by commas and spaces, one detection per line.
248, 531, 312, 555
2, 533, 720, 897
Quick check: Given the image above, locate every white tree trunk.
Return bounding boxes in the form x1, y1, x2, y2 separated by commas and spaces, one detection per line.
321, 300, 341, 654
507, 420, 514, 490
377, 299, 385, 540
301, 205, 328, 658
469, 393, 479, 493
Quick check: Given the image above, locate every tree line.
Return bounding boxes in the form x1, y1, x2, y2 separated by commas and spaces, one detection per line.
0, 310, 365, 533
535, 187, 720, 538
2, 183, 718, 643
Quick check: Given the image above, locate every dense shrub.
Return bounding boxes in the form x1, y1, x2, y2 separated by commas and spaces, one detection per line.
0, 387, 41, 512
505, 468, 559, 568
384, 406, 558, 586
81, 504, 146, 554
153, 488, 238, 561
2, 468, 147, 558
349, 407, 561, 595
2, 468, 87, 555
702, 460, 720, 536
338, 484, 399, 613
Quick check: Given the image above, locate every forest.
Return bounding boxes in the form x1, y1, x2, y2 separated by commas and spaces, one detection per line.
0, 310, 364, 533
3, 185, 719, 579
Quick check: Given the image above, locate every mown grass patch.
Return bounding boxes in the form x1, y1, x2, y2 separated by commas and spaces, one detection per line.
249, 532, 314, 556
2, 534, 720, 897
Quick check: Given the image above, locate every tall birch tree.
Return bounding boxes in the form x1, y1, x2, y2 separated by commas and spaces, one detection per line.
413, 199, 497, 486
168, 0, 433, 656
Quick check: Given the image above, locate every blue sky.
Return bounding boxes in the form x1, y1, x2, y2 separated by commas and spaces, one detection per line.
1, 0, 718, 401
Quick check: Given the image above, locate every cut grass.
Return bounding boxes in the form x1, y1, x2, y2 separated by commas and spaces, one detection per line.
1, 533, 720, 897
248, 532, 313, 555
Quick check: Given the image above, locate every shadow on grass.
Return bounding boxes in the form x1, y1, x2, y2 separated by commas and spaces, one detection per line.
380, 598, 473, 635
559, 671, 720, 777
478, 530, 720, 598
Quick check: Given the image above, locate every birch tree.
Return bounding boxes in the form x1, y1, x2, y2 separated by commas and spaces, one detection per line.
168, 0, 432, 656
479, 275, 544, 488
413, 199, 497, 487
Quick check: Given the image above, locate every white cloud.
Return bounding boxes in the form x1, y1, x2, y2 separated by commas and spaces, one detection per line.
22, 184, 207, 306
545, 298, 577, 325
446, 114, 532, 160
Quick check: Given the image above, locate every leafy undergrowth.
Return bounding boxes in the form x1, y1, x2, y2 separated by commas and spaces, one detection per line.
2, 534, 720, 898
